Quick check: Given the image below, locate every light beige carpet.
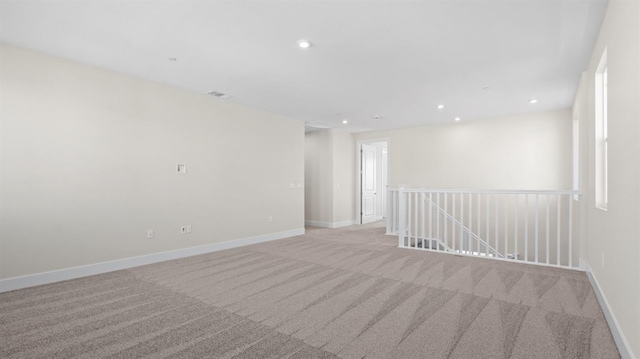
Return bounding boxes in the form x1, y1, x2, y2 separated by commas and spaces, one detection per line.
1, 222, 621, 358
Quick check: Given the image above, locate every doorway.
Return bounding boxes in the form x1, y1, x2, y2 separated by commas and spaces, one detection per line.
356, 139, 389, 224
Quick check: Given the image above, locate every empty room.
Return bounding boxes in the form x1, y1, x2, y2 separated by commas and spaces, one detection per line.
1, 0, 638, 358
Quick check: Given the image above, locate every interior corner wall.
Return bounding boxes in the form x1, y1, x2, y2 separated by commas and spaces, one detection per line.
353, 109, 573, 190
577, 0, 640, 356
0, 43, 305, 280
331, 129, 355, 224
305, 130, 333, 224
304, 128, 355, 227
574, 71, 590, 269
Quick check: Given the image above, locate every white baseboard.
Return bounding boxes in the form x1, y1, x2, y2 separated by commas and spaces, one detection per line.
0, 228, 305, 294
305, 220, 355, 229
362, 216, 383, 224
332, 220, 355, 228
584, 261, 635, 359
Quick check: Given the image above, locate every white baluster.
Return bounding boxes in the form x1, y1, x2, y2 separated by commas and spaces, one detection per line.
504, 195, 509, 259
525, 195, 529, 262
557, 196, 561, 266
429, 192, 433, 250
437, 193, 441, 250
452, 193, 456, 252
477, 193, 481, 255
461, 193, 465, 253
469, 193, 473, 255
486, 193, 490, 257
535, 194, 539, 264
546, 194, 550, 265
515, 194, 519, 261
495, 195, 499, 257
444, 192, 448, 250
569, 196, 573, 268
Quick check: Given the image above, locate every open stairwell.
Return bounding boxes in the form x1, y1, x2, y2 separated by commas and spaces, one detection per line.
386, 187, 580, 269
418, 194, 518, 259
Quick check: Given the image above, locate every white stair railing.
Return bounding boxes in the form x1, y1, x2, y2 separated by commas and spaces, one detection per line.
386, 187, 582, 269
422, 193, 505, 258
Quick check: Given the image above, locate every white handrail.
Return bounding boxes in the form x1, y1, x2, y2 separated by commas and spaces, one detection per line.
394, 188, 579, 195
386, 186, 582, 270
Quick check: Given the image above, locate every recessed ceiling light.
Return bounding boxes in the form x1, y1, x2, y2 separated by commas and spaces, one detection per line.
437, 104, 445, 109
372, 115, 381, 119
454, 117, 461, 122
297, 39, 312, 49
528, 99, 538, 104
342, 120, 348, 125
482, 86, 491, 90
168, 57, 177, 62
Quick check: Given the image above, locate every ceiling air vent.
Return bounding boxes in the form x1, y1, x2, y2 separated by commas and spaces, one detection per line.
206, 90, 232, 99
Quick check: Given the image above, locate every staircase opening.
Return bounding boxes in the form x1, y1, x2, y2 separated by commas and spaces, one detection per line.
387, 187, 581, 270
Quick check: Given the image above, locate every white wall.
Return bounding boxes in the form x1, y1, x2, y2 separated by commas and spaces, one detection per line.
304, 128, 355, 227
576, 0, 640, 356
354, 109, 573, 190
0, 44, 305, 280
331, 129, 356, 224
305, 130, 333, 223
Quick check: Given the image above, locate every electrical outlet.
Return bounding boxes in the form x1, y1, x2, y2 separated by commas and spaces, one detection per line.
186, 225, 192, 233
180, 226, 187, 234
269, 216, 273, 223
147, 230, 154, 239
289, 183, 295, 189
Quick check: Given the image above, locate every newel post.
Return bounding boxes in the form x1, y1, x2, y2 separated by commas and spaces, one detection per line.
398, 186, 406, 248
385, 185, 392, 235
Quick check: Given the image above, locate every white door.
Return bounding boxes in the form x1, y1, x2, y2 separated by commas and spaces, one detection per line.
361, 144, 377, 223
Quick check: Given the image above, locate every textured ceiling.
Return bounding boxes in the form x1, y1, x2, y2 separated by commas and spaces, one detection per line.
0, 0, 607, 132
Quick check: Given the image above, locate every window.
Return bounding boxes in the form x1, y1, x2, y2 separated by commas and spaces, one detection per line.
595, 50, 608, 210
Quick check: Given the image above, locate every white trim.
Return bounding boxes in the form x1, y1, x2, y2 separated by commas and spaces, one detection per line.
363, 216, 383, 224
594, 48, 608, 210
387, 187, 580, 195
0, 228, 305, 294
584, 261, 635, 359
305, 220, 355, 228
355, 138, 391, 224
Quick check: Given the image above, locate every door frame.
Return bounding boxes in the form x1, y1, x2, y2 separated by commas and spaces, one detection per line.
355, 138, 390, 224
